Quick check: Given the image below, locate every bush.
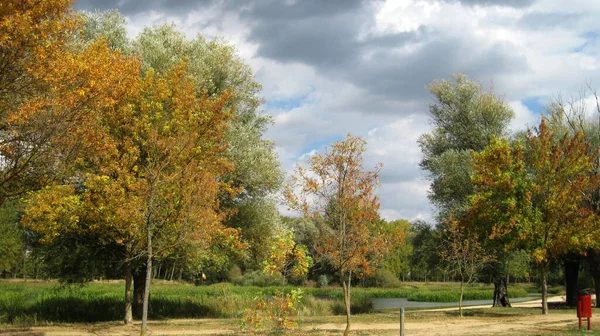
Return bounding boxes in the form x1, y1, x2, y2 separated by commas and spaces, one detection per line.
231, 271, 283, 287
227, 265, 242, 282
317, 275, 329, 288
365, 269, 402, 288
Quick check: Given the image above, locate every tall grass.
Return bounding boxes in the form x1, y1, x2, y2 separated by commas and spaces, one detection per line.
0, 280, 537, 324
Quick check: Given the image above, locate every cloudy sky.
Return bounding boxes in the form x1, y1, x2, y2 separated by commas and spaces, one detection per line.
75, 0, 600, 223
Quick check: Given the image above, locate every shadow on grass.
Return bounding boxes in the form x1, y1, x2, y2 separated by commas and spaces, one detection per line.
2, 296, 232, 324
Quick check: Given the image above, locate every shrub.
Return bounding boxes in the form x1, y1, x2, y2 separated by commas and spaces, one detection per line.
227, 265, 242, 282
365, 269, 402, 288
232, 271, 283, 287
317, 275, 329, 288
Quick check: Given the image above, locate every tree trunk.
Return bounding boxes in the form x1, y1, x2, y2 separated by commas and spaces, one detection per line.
133, 267, 146, 319
140, 223, 153, 336
587, 249, 600, 308
492, 277, 511, 307
342, 271, 352, 336
124, 263, 133, 325
459, 279, 464, 317
541, 266, 548, 314
564, 253, 580, 307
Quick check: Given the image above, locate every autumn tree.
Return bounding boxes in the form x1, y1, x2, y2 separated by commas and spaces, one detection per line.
287, 134, 394, 336
22, 61, 237, 334
467, 119, 600, 314
80, 16, 283, 267
545, 90, 600, 306
0, 1, 140, 205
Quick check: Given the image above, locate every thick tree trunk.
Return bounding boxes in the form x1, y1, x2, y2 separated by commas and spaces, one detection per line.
492, 277, 511, 307
140, 224, 153, 336
587, 249, 600, 308
541, 266, 548, 314
133, 267, 146, 319
124, 263, 133, 325
342, 271, 352, 336
564, 253, 580, 307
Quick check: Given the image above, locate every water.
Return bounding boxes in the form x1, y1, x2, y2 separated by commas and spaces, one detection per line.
372, 294, 542, 310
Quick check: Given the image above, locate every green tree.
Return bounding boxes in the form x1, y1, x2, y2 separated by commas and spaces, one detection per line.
409, 221, 441, 282
380, 219, 412, 281
418, 74, 514, 217
418, 73, 514, 299
0, 200, 24, 276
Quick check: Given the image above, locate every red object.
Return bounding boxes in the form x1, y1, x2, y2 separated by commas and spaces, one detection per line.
577, 293, 592, 330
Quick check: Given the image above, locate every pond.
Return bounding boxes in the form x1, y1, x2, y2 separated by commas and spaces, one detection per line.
372, 294, 542, 310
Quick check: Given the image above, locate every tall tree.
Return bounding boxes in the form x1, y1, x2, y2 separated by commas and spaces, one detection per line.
545, 89, 600, 307
22, 61, 237, 333
287, 134, 394, 336
418, 73, 514, 300
0, 1, 139, 205
418, 73, 514, 217
80, 15, 283, 266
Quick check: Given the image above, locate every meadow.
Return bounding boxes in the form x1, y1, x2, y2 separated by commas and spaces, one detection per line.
0, 280, 537, 325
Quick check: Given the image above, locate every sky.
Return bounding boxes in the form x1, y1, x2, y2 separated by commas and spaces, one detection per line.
75, 0, 600, 223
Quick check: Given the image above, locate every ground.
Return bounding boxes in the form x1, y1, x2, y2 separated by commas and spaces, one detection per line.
1, 296, 598, 336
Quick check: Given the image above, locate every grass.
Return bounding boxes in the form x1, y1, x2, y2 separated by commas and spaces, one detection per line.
0, 280, 541, 325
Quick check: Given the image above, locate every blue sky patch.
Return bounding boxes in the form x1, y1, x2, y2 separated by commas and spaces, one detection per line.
299, 135, 344, 158
264, 90, 314, 112
522, 96, 547, 114
572, 31, 598, 53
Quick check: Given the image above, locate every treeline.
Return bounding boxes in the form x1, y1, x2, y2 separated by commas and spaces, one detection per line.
418, 74, 600, 314
2, 2, 600, 333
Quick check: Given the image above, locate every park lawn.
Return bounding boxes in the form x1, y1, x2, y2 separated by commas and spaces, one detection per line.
0, 279, 540, 326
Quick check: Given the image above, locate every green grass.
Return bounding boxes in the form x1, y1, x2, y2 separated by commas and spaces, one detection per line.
0, 280, 540, 325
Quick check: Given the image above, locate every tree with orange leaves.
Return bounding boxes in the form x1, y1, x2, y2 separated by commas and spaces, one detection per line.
23, 61, 238, 334
287, 134, 393, 336
0, 0, 137, 202
467, 119, 600, 314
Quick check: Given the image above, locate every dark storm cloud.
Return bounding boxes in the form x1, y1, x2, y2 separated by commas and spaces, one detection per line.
243, 0, 529, 105
74, 0, 530, 111
74, 0, 213, 16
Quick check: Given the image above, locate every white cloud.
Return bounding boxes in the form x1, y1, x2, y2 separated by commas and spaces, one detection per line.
79, 0, 600, 224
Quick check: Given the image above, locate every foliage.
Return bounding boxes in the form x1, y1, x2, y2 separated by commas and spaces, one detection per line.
80, 12, 283, 268
380, 219, 412, 280
364, 269, 402, 288
0, 200, 23, 274
263, 230, 313, 284
242, 288, 304, 331
467, 119, 600, 313
317, 275, 329, 288
418, 74, 514, 218
231, 271, 284, 287
409, 220, 442, 281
